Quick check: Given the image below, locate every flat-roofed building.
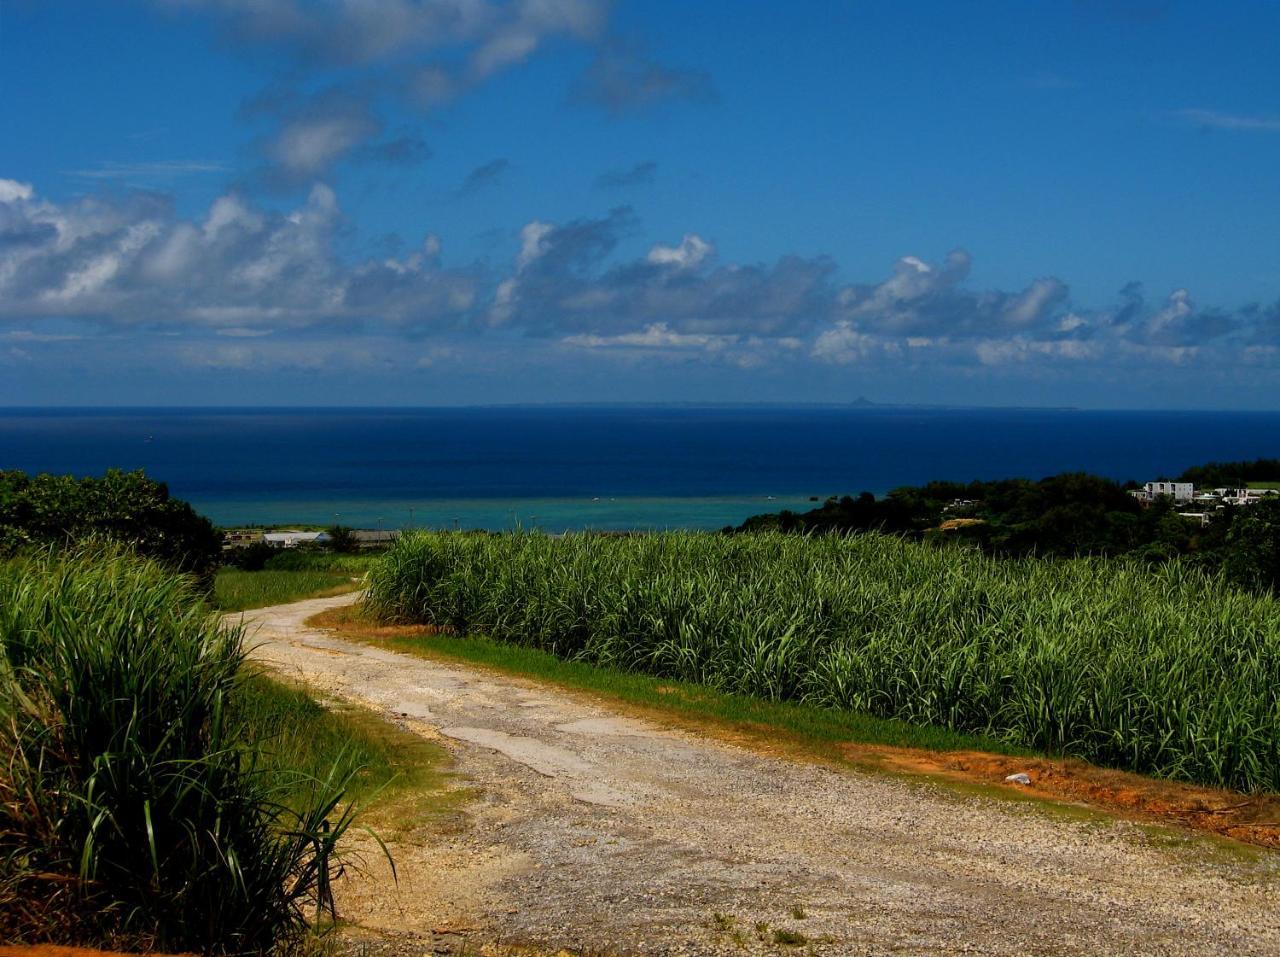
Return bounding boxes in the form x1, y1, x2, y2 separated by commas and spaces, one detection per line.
1139, 481, 1193, 502
263, 530, 330, 548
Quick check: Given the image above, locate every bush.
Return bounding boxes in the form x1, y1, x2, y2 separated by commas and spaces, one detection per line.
223, 540, 275, 571
326, 525, 359, 554
0, 469, 221, 581
0, 549, 357, 952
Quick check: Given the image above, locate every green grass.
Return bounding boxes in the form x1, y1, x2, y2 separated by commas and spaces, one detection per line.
263, 550, 382, 572
231, 668, 451, 809
366, 530, 1280, 793
215, 567, 361, 611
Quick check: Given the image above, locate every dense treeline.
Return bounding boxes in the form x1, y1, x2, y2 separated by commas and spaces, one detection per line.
734, 465, 1280, 591
1177, 458, 1280, 489
367, 531, 1280, 792
0, 469, 221, 580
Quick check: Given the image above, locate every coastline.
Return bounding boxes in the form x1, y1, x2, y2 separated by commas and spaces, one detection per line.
196, 494, 820, 533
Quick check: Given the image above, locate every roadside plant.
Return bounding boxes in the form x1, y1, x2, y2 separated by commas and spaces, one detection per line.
0, 548, 359, 953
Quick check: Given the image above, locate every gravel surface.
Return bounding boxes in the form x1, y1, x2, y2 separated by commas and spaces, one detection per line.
238, 595, 1280, 957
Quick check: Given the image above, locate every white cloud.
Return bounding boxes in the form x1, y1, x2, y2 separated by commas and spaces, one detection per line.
811, 322, 880, 364
646, 234, 712, 269
563, 322, 723, 351
516, 221, 554, 269
0, 179, 35, 202
3, 177, 1272, 382
1005, 277, 1068, 325
1176, 109, 1280, 132
0, 181, 476, 332
975, 339, 1099, 365
269, 113, 379, 177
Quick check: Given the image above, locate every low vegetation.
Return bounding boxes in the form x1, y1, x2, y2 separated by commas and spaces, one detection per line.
215, 567, 360, 611
0, 550, 363, 952
215, 549, 377, 611
367, 531, 1280, 793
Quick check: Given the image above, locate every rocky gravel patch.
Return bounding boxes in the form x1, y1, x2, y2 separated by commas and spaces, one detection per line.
237, 595, 1280, 957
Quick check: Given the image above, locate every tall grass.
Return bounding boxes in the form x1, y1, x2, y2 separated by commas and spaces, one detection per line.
366, 531, 1280, 793
0, 549, 358, 953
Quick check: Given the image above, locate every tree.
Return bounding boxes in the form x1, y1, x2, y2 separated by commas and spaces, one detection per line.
325, 525, 359, 553
0, 469, 222, 580
1222, 498, 1280, 594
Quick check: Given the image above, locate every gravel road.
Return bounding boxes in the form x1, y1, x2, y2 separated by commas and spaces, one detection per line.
238, 594, 1280, 957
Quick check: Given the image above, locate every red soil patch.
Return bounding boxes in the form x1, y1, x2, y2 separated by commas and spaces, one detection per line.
843, 743, 1280, 848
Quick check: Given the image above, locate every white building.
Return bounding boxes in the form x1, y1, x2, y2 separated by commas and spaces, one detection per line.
1137, 481, 1194, 503
1216, 488, 1280, 507
263, 530, 330, 548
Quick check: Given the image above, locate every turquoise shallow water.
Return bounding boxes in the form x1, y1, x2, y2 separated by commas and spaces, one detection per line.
195, 495, 818, 532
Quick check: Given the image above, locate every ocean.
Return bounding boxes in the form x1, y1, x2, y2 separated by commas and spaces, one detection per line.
2, 406, 1279, 531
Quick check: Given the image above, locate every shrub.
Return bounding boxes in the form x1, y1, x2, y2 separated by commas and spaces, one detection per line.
0, 469, 221, 581
326, 525, 359, 554
0, 549, 356, 953
223, 540, 276, 571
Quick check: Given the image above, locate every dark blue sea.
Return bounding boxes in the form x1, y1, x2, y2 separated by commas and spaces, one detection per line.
2, 406, 1279, 530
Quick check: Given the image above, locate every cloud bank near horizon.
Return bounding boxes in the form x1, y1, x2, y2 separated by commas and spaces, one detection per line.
1, 176, 1276, 385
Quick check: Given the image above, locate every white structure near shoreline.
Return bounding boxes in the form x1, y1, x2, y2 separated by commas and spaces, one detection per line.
263, 530, 330, 548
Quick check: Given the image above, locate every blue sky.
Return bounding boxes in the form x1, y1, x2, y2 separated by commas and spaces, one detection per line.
2, 0, 1279, 407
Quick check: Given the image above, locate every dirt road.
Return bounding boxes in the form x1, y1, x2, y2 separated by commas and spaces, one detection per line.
239, 595, 1280, 956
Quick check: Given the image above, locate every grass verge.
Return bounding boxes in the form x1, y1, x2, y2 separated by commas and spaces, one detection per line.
214, 567, 361, 611
231, 669, 455, 814
308, 604, 1026, 762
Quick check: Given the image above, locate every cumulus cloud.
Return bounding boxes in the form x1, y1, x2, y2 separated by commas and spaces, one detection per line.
0, 179, 477, 332
564, 323, 804, 370
490, 207, 837, 336
811, 322, 884, 365
834, 250, 1069, 339
0, 180, 34, 203
3, 177, 1276, 379
646, 234, 712, 269
269, 111, 380, 179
